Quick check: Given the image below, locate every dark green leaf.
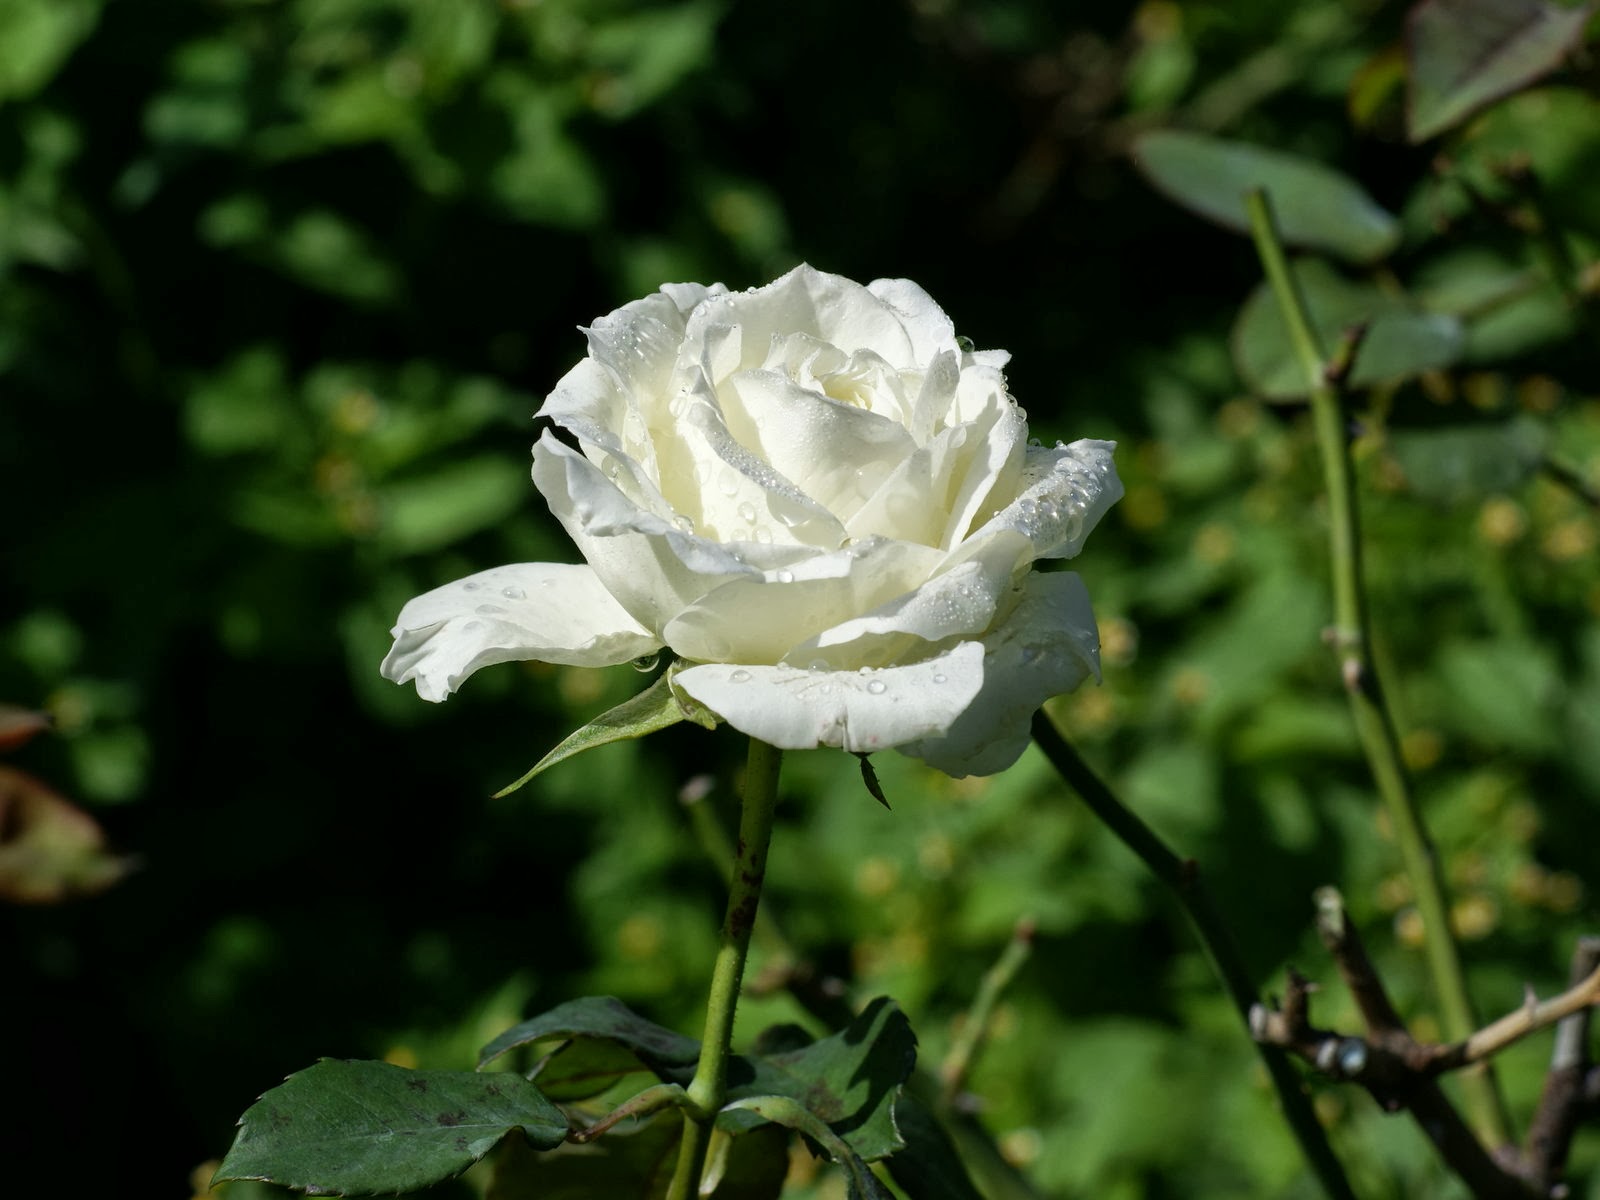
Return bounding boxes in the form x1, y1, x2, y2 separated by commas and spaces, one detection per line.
881, 1093, 985, 1200
1389, 416, 1547, 504
479, 995, 701, 1074
721, 997, 916, 1163
215, 1059, 568, 1195
1232, 258, 1462, 399
1406, 0, 1594, 142
487, 1114, 787, 1200
494, 663, 717, 796
721, 1095, 894, 1200
1132, 130, 1400, 263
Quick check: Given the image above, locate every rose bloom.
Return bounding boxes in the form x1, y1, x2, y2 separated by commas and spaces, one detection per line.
383, 265, 1121, 777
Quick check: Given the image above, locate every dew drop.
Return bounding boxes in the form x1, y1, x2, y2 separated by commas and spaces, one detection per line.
866, 680, 887, 695
1027, 437, 1043, 448
807, 658, 830, 672
737, 500, 758, 524
463, 580, 482, 591
463, 620, 482, 631
475, 603, 506, 615
775, 568, 794, 583
955, 335, 975, 353
632, 652, 661, 673
730, 668, 752, 683
754, 525, 773, 544
540, 577, 556, 587
605, 459, 621, 479
501, 586, 527, 600
932, 673, 947, 684
673, 514, 696, 534
717, 467, 740, 498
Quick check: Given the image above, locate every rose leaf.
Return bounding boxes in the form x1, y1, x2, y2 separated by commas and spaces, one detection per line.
1406, 0, 1594, 143
214, 1059, 568, 1195
1132, 129, 1401, 264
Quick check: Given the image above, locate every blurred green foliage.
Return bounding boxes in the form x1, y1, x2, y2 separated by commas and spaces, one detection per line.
3, 0, 1599, 1196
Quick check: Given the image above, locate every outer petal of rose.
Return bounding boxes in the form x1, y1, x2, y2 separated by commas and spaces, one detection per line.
796, 531, 1033, 667
675, 641, 985, 754
381, 563, 662, 702
900, 571, 1101, 778
963, 438, 1123, 563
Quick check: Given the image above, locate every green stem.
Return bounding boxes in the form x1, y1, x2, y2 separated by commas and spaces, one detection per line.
1031, 712, 1357, 1200
940, 918, 1035, 1106
1245, 188, 1512, 1149
666, 737, 784, 1200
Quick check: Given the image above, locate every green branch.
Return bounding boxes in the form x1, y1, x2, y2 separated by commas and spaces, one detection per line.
1244, 187, 1512, 1149
1031, 712, 1357, 1200
666, 737, 784, 1200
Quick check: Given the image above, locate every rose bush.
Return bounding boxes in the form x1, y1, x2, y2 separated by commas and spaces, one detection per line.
383, 265, 1121, 776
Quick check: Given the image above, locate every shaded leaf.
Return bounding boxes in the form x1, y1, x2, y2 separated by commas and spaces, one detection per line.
479, 995, 701, 1074
721, 997, 916, 1163
1406, 0, 1594, 142
722, 1096, 894, 1200
1132, 130, 1400, 263
881, 1093, 985, 1200
1232, 258, 1462, 399
487, 1114, 787, 1200
495, 663, 718, 797
215, 1059, 568, 1196
1389, 416, 1548, 504
0, 765, 132, 904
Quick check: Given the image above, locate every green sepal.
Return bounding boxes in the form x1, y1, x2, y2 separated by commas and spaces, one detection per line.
495, 659, 719, 797
214, 1058, 569, 1196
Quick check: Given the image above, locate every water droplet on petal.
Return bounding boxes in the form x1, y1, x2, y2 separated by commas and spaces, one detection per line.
754, 525, 773, 544
502, 586, 527, 600
463, 620, 482, 631
476, 604, 506, 615
807, 659, 829, 672
730, 668, 752, 683
673, 514, 696, 534
775, 569, 794, 583
717, 467, 740, 497
932, 673, 947, 684
632, 652, 661, 672
737, 501, 757, 524
463, 581, 482, 591
866, 680, 887, 695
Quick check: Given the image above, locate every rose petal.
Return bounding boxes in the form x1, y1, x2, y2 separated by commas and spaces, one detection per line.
967, 438, 1123, 562
902, 570, 1101, 777
381, 563, 662, 702
533, 433, 763, 629
722, 367, 917, 519
661, 536, 943, 665
674, 641, 986, 754
798, 531, 1033, 667
867, 276, 960, 365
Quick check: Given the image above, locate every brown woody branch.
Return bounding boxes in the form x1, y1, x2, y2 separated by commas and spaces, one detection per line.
1250, 890, 1600, 1199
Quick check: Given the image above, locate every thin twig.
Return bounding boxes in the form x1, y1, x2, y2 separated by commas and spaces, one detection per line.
1522, 937, 1600, 1191
1245, 187, 1513, 1150
940, 917, 1036, 1105
1253, 891, 1539, 1199
1031, 713, 1358, 1200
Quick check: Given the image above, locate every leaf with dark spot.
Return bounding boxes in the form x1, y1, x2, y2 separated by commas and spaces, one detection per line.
215, 1059, 568, 1195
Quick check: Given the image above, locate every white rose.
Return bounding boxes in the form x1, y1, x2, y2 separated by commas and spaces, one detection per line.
382, 264, 1121, 777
